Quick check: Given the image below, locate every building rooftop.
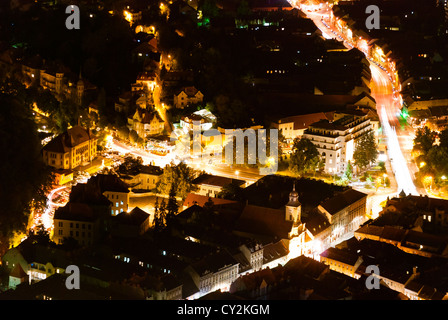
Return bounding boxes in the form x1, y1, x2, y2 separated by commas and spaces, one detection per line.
276, 112, 331, 131
87, 174, 130, 194
234, 204, 292, 240
183, 193, 240, 208
190, 249, 239, 277
262, 240, 289, 265
192, 174, 245, 188
114, 207, 149, 226
320, 189, 367, 215
320, 247, 359, 266
43, 126, 97, 154
54, 202, 98, 222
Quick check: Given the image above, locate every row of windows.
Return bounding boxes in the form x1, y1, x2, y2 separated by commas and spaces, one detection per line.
106, 193, 123, 200
201, 268, 238, 288
116, 255, 171, 274
326, 260, 354, 272
58, 221, 92, 230
58, 229, 92, 238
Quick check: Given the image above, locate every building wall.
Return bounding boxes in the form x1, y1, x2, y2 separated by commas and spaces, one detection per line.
193, 184, 223, 197
28, 262, 64, 284
303, 117, 372, 174
53, 219, 97, 246
174, 91, 203, 109
132, 172, 160, 190
329, 197, 366, 243
104, 191, 129, 215
43, 138, 97, 170
198, 264, 239, 294
319, 256, 362, 279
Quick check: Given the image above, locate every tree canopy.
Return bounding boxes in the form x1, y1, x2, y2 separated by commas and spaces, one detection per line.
353, 131, 378, 170
289, 137, 322, 176
413, 126, 436, 155
156, 162, 200, 199
0, 92, 53, 240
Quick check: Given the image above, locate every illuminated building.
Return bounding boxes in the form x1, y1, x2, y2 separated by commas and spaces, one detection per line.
317, 188, 367, 244
185, 249, 239, 296
89, 174, 130, 216
123, 9, 142, 25
319, 247, 363, 279
42, 126, 98, 170
128, 107, 165, 138
191, 174, 246, 198
173, 86, 204, 109
53, 202, 100, 246
302, 111, 373, 174
119, 164, 163, 191
273, 112, 332, 143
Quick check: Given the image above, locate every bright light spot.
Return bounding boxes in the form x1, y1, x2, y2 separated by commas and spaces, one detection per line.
123, 10, 132, 24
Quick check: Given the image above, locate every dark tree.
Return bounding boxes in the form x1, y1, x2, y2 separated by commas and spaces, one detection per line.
166, 184, 179, 224
153, 197, 163, 232
218, 181, 245, 201
353, 131, 379, 170
0, 93, 53, 241
413, 126, 436, 155
28, 224, 53, 246
289, 137, 321, 176
156, 162, 200, 199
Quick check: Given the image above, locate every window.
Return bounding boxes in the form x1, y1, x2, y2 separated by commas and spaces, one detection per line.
58, 222, 63, 227
58, 230, 63, 235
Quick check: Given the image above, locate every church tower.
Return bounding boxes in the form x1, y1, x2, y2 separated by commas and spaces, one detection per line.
285, 182, 301, 223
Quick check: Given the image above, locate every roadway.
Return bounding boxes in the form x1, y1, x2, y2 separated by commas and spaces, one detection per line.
293, 1, 422, 197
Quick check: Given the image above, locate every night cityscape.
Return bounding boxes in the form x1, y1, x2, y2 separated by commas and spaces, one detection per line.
1, 0, 448, 307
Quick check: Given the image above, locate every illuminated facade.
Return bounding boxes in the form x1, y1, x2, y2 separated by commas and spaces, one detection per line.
317, 188, 367, 245
129, 108, 165, 139
185, 250, 239, 297
303, 111, 372, 174
173, 86, 204, 109
42, 126, 98, 170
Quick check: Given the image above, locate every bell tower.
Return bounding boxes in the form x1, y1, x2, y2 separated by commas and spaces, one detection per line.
285, 182, 301, 223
